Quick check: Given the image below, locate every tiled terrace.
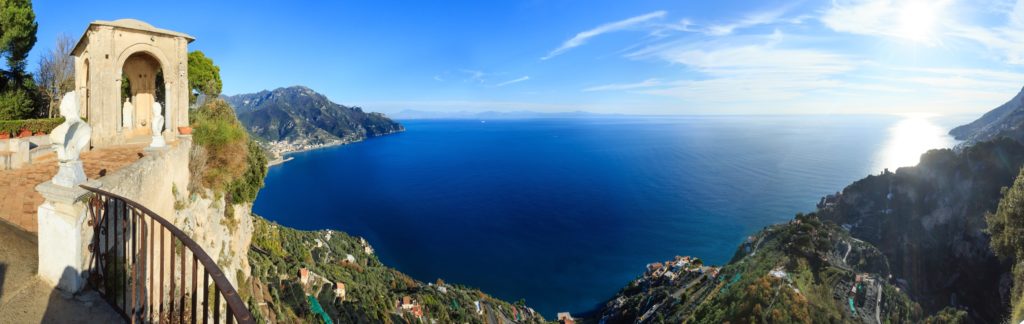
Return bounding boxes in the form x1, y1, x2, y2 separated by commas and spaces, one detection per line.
0, 144, 147, 232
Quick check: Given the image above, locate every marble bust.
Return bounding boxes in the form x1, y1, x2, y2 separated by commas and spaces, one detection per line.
150, 102, 166, 147
49, 91, 91, 187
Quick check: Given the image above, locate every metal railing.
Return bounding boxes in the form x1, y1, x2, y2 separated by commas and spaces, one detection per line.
82, 185, 254, 324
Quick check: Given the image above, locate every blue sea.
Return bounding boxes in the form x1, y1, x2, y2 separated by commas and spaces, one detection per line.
253, 115, 965, 318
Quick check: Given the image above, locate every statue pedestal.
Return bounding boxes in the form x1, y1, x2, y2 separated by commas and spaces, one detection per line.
35, 180, 102, 293
150, 134, 166, 148
52, 160, 86, 188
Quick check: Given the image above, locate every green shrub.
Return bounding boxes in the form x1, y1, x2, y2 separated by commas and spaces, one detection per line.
0, 88, 36, 120
0, 116, 62, 134
227, 139, 268, 204
191, 98, 249, 192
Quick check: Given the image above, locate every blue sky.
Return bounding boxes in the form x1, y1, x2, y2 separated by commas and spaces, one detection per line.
29, 0, 1024, 115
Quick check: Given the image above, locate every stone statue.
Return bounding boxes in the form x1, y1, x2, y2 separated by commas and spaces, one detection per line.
49, 92, 91, 187
122, 98, 134, 128
150, 102, 166, 148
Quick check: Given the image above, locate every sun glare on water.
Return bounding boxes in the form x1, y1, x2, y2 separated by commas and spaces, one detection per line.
874, 116, 956, 172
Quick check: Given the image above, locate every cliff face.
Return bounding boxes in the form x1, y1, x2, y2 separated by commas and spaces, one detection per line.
589, 213, 926, 323
224, 86, 404, 152
587, 138, 1024, 323
173, 190, 255, 288
818, 138, 1024, 322
949, 86, 1024, 147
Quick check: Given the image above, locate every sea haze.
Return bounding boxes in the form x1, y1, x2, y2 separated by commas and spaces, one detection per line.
253, 115, 960, 318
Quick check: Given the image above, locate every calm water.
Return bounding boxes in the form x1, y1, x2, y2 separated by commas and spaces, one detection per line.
253, 115, 962, 317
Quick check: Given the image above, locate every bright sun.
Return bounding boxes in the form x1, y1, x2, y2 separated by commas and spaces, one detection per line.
896, 0, 946, 44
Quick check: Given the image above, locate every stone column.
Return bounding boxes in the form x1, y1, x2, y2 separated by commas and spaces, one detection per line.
35, 180, 102, 293
5, 137, 28, 169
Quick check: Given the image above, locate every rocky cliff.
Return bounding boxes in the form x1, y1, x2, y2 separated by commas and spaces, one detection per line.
817, 138, 1024, 322
589, 213, 928, 323
587, 139, 1024, 323
949, 86, 1024, 147
173, 189, 256, 288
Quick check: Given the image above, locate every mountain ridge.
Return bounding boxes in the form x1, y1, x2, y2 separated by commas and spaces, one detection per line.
949, 86, 1024, 147
224, 86, 404, 155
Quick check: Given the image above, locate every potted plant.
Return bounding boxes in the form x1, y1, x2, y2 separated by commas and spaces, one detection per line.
178, 126, 193, 135
0, 131, 9, 139
17, 128, 31, 138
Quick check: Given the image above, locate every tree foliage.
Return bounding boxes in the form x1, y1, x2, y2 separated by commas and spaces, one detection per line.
0, 0, 38, 120
988, 167, 1024, 261
0, 0, 36, 76
226, 139, 268, 204
0, 85, 31, 119
187, 50, 221, 105
988, 166, 1024, 321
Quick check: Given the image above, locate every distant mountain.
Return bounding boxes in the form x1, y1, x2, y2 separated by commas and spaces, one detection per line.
390, 109, 616, 120
949, 86, 1024, 146
224, 86, 403, 150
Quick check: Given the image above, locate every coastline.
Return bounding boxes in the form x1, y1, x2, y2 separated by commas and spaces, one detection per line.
263, 128, 405, 168
266, 156, 294, 167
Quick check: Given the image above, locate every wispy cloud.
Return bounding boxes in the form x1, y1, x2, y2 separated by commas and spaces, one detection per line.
583, 79, 662, 92
821, 0, 1024, 64
460, 69, 487, 83
496, 76, 530, 87
945, 1, 1024, 64
600, 28, 1021, 114
542, 11, 667, 60
820, 0, 953, 46
705, 7, 790, 36
621, 31, 858, 102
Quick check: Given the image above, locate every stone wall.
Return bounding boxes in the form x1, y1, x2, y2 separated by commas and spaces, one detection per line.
97, 136, 252, 287
0, 135, 50, 170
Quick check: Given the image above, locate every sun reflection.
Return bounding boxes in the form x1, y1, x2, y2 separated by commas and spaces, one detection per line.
874, 116, 957, 172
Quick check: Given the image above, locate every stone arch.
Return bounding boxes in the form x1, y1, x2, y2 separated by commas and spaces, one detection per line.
71, 19, 193, 148
117, 50, 168, 139
115, 44, 178, 141
114, 43, 172, 77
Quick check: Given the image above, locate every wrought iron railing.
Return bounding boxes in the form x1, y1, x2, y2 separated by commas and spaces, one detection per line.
82, 185, 254, 324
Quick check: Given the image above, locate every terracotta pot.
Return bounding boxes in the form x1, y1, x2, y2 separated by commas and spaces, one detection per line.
34, 131, 45, 136
0, 132, 9, 139
17, 129, 31, 138
178, 126, 193, 135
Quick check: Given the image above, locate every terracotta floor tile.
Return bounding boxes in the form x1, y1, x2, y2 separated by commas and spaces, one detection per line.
0, 144, 148, 233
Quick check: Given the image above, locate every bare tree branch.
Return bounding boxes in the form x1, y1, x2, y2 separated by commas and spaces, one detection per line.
35, 33, 74, 118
